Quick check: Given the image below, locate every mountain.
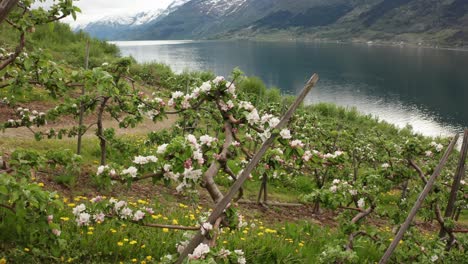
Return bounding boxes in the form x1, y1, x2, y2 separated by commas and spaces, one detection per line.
80, 0, 468, 47
78, 0, 191, 40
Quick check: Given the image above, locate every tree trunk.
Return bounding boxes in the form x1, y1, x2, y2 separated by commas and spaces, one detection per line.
0, 0, 19, 24
77, 40, 90, 155
97, 97, 110, 166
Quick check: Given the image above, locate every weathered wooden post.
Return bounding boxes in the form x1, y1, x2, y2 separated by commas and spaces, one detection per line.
439, 129, 468, 238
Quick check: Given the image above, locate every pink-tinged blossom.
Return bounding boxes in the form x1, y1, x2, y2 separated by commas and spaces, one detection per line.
144, 207, 155, 214
218, 248, 231, 258
133, 210, 145, 221
189, 243, 210, 260
302, 150, 312, 162
212, 76, 225, 85
246, 109, 260, 125
184, 159, 193, 169
193, 150, 205, 165
90, 196, 103, 203
76, 212, 91, 226
186, 134, 199, 148
200, 135, 217, 147
114, 201, 127, 211
330, 185, 338, 193
72, 204, 86, 216
289, 140, 304, 148
120, 207, 133, 219
52, 229, 61, 236
201, 222, 213, 235
93, 212, 105, 223
47, 215, 54, 224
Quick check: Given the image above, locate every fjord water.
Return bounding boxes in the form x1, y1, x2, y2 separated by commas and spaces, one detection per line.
114, 40, 467, 137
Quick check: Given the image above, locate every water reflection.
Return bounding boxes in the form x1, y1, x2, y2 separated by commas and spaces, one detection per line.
115, 40, 467, 137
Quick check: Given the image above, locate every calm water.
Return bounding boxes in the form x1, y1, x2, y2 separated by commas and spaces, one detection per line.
114, 40, 467, 137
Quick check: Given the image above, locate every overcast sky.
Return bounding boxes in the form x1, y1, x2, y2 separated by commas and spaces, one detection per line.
54, 0, 174, 26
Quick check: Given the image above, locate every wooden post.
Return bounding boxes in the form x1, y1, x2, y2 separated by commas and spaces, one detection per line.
0, 0, 19, 24
175, 74, 319, 264
440, 129, 468, 238
379, 134, 459, 264
77, 40, 90, 155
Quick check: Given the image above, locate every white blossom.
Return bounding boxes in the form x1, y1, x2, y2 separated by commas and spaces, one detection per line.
246, 109, 260, 125
431, 255, 438, 262
381, 163, 390, 169
133, 210, 145, 221
201, 222, 213, 235
122, 166, 138, 178
157, 144, 168, 154
280, 129, 292, 139
186, 134, 199, 148
172, 91, 184, 99
212, 76, 225, 85
188, 243, 210, 260
268, 117, 280, 128
120, 207, 133, 219
72, 204, 86, 216
290, 140, 304, 148
357, 198, 366, 208
200, 135, 216, 147
200, 82, 212, 93
76, 212, 91, 226
96, 165, 108, 175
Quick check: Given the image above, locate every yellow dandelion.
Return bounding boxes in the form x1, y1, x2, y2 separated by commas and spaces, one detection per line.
38, 182, 44, 187
124, 238, 129, 242
60, 217, 70, 221
131, 259, 137, 263
172, 219, 179, 225
146, 256, 152, 261
87, 231, 93, 235
162, 228, 169, 233
141, 245, 146, 249
67, 203, 76, 207
130, 240, 137, 245
24, 248, 30, 252
117, 242, 124, 246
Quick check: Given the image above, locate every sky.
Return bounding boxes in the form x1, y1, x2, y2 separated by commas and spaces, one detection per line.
40, 0, 175, 27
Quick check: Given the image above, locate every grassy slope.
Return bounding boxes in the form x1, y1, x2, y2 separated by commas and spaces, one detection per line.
1, 21, 467, 263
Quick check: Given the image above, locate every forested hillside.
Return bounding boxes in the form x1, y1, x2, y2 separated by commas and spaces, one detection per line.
81, 0, 468, 47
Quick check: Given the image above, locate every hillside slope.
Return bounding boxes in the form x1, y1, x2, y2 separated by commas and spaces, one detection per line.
81, 0, 468, 47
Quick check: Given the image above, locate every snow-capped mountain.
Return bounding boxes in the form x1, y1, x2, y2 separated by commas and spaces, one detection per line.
78, 0, 191, 40
78, 0, 468, 46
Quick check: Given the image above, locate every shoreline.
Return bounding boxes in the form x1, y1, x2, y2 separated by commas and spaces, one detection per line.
110, 38, 468, 53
